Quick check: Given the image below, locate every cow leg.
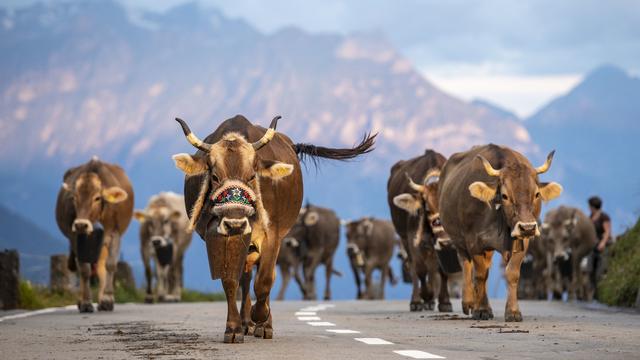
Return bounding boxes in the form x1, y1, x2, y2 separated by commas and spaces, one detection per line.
388, 266, 398, 286
461, 256, 474, 315
222, 278, 243, 343
302, 254, 321, 300
157, 264, 169, 302
363, 262, 374, 300
96, 244, 112, 311
77, 258, 94, 313
379, 265, 388, 299
423, 253, 440, 310
350, 259, 363, 299
323, 258, 334, 300
292, 263, 307, 299
252, 238, 278, 339
438, 268, 452, 312
241, 270, 255, 336
472, 250, 493, 320
504, 238, 530, 322
98, 233, 120, 311
408, 257, 423, 311
142, 250, 153, 303
419, 270, 435, 310
569, 255, 580, 302
276, 264, 290, 301
170, 255, 185, 301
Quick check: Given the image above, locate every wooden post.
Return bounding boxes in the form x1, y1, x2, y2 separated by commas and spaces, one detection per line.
0, 249, 20, 310
50, 254, 70, 292
115, 261, 136, 290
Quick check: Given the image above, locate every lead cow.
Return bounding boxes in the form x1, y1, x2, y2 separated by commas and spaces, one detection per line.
55, 157, 133, 312
439, 144, 562, 321
172, 114, 374, 343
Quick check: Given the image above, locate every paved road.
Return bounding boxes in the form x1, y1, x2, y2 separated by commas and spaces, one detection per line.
1, 299, 638, 359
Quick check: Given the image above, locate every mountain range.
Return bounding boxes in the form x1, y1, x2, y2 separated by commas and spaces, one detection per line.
0, 1, 637, 298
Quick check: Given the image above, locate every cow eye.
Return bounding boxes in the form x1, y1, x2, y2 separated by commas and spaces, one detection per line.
247, 174, 256, 182
93, 195, 101, 202
211, 174, 220, 183
501, 194, 509, 201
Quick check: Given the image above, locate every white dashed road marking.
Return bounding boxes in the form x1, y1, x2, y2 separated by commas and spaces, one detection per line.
393, 350, 445, 359
298, 316, 321, 321
326, 329, 361, 334
295, 312, 316, 316
307, 321, 336, 327
354, 338, 394, 345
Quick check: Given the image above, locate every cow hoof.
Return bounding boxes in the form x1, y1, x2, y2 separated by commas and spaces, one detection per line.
438, 302, 453, 312
472, 308, 494, 320
77, 302, 94, 313
144, 296, 154, 304
462, 301, 473, 315
410, 302, 423, 312
254, 324, 273, 339
243, 321, 256, 336
424, 301, 435, 311
224, 329, 244, 344
98, 300, 114, 312
505, 310, 523, 322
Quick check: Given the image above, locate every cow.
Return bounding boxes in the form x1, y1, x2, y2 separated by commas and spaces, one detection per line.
275, 235, 306, 300
344, 217, 397, 299
541, 206, 597, 301
55, 157, 133, 313
388, 149, 456, 312
286, 203, 341, 301
171, 114, 374, 343
133, 192, 193, 303
439, 144, 562, 321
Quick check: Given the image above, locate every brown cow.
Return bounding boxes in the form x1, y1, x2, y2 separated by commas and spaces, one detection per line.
275, 235, 306, 300
55, 157, 133, 312
134, 191, 193, 303
172, 114, 374, 343
388, 149, 456, 312
439, 144, 562, 321
344, 217, 397, 299
286, 204, 341, 301
541, 206, 597, 301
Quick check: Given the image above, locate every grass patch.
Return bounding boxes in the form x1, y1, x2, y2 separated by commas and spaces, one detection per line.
17, 280, 224, 309
597, 217, 640, 307
181, 289, 226, 302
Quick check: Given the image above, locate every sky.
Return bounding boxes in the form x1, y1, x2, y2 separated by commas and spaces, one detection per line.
5, 0, 639, 117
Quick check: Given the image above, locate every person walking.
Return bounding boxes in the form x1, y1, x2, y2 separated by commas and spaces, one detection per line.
588, 196, 612, 298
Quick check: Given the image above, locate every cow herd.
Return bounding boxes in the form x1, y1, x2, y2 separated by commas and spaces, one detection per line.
54, 113, 586, 344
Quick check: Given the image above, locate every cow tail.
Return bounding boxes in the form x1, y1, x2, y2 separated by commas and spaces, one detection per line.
293, 132, 377, 166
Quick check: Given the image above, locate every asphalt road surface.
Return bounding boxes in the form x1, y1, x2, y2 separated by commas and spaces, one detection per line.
1, 299, 638, 359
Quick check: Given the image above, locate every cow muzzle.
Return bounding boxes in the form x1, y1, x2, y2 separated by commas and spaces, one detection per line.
554, 248, 571, 262
217, 217, 251, 236
72, 219, 94, 234
511, 221, 540, 238
151, 236, 168, 247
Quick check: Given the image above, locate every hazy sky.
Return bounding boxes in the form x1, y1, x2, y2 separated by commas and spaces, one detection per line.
6, 0, 639, 116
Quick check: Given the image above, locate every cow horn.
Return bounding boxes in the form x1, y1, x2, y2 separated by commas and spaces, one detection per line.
477, 155, 501, 177
424, 169, 440, 185
405, 172, 425, 193
536, 150, 555, 174
252, 115, 281, 151
175, 118, 212, 153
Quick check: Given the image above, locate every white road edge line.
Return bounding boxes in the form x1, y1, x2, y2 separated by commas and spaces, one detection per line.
307, 322, 335, 327
393, 350, 445, 359
298, 316, 321, 321
0, 303, 78, 323
326, 329, 361, 334
354, 338, 394, 345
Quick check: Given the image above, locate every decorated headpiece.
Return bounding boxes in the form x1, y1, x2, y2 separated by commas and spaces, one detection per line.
210, 180, 257, 215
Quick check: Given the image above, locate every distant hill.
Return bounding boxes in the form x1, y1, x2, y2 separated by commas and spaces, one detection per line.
0, 203, 67, 284
527, 64, 640, 231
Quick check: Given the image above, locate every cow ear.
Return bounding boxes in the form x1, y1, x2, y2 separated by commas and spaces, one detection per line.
468, 181, 496, 205
170, 210, 182, 221
258, 160, 294, 180
102, 186, 128, 203
539, 182, 563, 202
133, 210, 146, 222
62, 182, 71, 191
172, 153, 208, 175
393, 193, 421, 215
304, 211, 319, 226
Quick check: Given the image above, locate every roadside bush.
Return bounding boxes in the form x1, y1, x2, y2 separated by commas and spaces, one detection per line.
597, 218, 640, 307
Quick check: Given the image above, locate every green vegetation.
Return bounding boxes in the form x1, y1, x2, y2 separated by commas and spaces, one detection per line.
597, 218, 640, 307
18, 280, 224, 310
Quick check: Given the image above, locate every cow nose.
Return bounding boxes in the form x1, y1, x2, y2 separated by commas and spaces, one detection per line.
519, 222, 538, 236
152, 238, 162, 247
72, 219, 93, 234
219, 218, 251, 236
